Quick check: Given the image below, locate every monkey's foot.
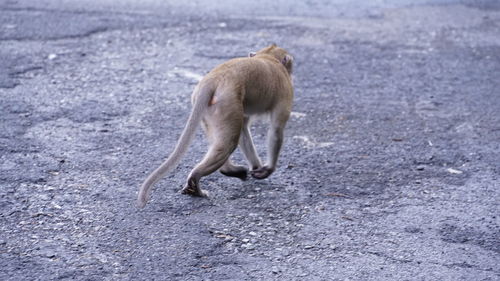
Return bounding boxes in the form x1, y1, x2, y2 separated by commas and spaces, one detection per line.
181, 178, 209, 197
220, 166, 248, 181
250, 166, 274, 180
181, 186, 209, 197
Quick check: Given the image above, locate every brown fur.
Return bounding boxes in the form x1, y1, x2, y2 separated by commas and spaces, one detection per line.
137, 44, 294, 208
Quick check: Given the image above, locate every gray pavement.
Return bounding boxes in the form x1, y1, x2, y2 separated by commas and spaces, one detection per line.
1, 0, 499, 280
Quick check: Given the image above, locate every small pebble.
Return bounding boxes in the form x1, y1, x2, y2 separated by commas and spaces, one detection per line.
447, 168, 463, 174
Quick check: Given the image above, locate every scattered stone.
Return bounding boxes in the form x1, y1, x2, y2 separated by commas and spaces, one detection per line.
315, 205, 325, 211
241, 243, 254, 250
39, 249, 57, 258
404, 226, 423, 233
416, 165, 425, 171
215, 234, 234, 241
31, 212, 52, 218
51, 203, 62, 209
271, 266, 280, 274
447, 168, 463, 174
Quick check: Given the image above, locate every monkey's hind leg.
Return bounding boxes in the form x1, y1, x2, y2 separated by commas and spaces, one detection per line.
181, 109, 243, 196
182, 140, 239, 196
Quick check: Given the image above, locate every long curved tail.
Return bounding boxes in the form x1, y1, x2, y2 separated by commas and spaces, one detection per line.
137, 85, 214, 208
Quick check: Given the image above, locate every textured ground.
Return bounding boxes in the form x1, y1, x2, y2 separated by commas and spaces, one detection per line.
0, 0, 499, 280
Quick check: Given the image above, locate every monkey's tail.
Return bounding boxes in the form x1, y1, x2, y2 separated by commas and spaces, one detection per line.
137, 86, 215, 208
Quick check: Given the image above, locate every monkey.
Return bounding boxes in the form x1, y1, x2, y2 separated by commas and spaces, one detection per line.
137, 44, 294, 208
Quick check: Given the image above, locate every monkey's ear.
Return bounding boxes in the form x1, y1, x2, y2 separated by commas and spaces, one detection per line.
248, 52, 256, 57
281, 54, 294, 73
281, 54, 293, 66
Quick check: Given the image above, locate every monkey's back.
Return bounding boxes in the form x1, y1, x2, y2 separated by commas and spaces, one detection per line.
198, 56, 293, 115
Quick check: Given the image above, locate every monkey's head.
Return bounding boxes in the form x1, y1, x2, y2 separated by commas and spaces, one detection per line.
249, 44, 294, 75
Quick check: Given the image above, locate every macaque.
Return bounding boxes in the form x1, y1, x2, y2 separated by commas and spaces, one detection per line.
137, 44, 294, 208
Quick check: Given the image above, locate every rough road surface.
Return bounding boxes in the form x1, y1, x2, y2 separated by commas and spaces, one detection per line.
1, 0, 499, 280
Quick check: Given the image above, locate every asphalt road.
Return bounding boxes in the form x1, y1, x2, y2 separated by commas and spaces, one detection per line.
1, 0, 499, 280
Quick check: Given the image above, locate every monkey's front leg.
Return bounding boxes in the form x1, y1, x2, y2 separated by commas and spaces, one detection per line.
239, 117, 263, 171
251, 125, 284, 180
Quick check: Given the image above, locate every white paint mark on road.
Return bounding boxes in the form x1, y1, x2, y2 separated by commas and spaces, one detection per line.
293, 135, 334, 149
447, 168, 463, 174
168, 68, 203, 82
291, 111, 307, 118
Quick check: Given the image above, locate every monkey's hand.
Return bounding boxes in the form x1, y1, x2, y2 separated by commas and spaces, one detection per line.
250, 166, 275, 179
